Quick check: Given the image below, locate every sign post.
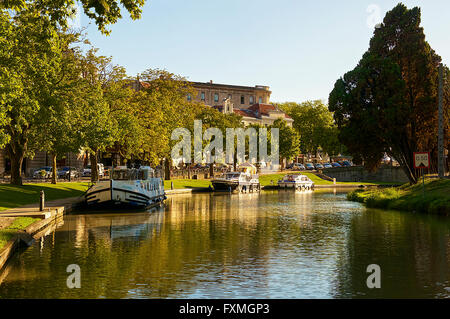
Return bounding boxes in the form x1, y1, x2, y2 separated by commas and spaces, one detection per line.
413, 152, 430, 198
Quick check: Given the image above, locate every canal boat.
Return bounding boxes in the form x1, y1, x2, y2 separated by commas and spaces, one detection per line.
84, 166, 166, 209
212, 171, 260, 193
278, 174, 314, 190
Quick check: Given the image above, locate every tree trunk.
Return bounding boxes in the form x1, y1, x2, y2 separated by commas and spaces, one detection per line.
164, 158, 171, 180
51, 153, 57, 184
90, 150, 99, 182
6, 142, 25, 186
209, 163, 214, 179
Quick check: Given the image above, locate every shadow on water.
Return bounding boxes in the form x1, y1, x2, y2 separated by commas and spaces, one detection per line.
0, 190, 449, 298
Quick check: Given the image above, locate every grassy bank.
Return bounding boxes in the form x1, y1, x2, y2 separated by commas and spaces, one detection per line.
0, 217, 39, 250
164, 172, 392, 189
347, 179, 450, 215
258, 172, 390, 187
0, 182, 89, 212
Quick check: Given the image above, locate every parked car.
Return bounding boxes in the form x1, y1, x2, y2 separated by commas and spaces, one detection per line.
82, 163, 105, 178
293, 163, 306, 170
331, 162, 342, 168
286, 163, 296, 170
323, 163, 332, 169
315, 163, 324, 170
341, 160, 352, 167
33, 166, 52, 179
57, 166, 79, 179
305, 163, 315, 170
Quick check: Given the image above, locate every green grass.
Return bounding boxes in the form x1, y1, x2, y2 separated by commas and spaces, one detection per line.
259, 172, 390, 187
347, 179, 450, 215
0, 182, 89, 212
0, 217, 40, 250
164, 172, 394, 189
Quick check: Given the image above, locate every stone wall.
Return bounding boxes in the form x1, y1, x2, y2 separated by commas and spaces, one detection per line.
322, 166, 409, 183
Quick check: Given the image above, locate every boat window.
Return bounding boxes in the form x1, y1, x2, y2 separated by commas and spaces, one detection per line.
112, 170, 130, 180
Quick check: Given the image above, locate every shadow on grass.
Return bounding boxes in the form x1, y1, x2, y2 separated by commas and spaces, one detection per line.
0, 182, 89, 211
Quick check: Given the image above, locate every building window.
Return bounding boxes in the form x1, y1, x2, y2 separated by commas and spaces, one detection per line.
249, 96, 254, 104
259, 97, 263, 104
241, 95, 245, 104
214, 93, 219, 103
201, 92, 205, 101
187, 94, 191, 102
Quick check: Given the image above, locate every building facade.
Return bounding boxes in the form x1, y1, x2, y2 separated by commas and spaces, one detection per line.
189, 81, 271, 109
189, 81, 292, 127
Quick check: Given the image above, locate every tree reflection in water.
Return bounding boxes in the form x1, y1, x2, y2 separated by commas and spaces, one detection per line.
0, 191, 449, 298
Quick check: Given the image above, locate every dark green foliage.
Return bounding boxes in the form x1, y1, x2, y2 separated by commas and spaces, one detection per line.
329, 3, 449, 184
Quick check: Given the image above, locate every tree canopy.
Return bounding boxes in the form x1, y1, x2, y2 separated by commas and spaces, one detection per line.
0, 0, 146, 34
279, 100, 343, 157
328, 3, 449, 184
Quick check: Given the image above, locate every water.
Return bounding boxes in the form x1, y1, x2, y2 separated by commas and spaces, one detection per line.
0, 190, 449, 298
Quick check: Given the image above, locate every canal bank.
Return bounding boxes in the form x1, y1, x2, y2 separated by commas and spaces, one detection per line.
347, 179, 450, 215
0, 196, 84, 271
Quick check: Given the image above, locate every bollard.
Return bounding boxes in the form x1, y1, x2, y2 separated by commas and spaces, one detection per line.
39, 190, 45, 211
171, 181, 174, 190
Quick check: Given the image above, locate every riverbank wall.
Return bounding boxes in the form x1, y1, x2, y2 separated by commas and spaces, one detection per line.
322, 166, 409, 183
0, 197, 83, 273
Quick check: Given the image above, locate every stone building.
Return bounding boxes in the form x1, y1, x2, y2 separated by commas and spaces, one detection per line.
189, 81, 292, 127
188, 81, 271, 109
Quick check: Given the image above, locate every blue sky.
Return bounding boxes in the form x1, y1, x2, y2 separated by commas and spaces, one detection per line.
77, 0, 450, 103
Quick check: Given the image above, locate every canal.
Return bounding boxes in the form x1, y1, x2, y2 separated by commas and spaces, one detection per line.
0, 190, 449, 298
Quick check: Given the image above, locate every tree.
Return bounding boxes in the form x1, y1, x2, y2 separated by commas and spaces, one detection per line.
137, 70, 198, 179
269, 118, 300, 168
75, 49, 117, 182
0, 7, 65, 185
193, 104, 243, 175
1, 0, 146, 34
34, 32, 88, 184
279, 100, 342, 157
329, 3, 449, 184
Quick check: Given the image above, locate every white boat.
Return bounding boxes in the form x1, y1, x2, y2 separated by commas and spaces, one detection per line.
212, 171, 260, 193
85, 166, 166, 209
278, 174, 314, 190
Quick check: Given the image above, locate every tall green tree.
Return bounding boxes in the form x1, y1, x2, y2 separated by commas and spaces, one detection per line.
269, 118, 300, 168
1, 0, 146, 34
0, 7, 65, 185
137, 70, 198, 179
279, 100, 342, 157
328, 3, 449, 184
34, 32, 88, 184
75, 49, 118, 182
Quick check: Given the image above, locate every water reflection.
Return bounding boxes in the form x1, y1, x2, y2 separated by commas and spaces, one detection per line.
0, 191, 449, 298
